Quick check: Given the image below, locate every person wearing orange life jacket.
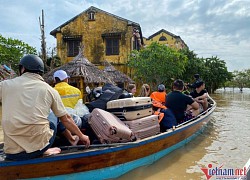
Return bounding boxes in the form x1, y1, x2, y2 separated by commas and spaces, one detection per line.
150, 84, 167, 109
150, 84, 167, 123
53, 70, 82, 108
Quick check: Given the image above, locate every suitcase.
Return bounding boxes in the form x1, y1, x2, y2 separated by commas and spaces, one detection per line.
88, 108, 133, 144
133, 125, 160, 140
106, 97, 153, 121
123, 115, 160, 140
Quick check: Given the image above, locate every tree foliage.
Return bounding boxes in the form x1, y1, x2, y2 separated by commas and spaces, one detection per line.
202, 56, 233, 93
0, 34, 37, 72
179, 49, 205, 83
127, 42, 187, 90
228, 69, 250, 91
128, 44, 232, 93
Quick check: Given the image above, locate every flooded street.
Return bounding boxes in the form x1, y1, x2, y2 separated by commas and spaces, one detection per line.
0, 88, 250, 179
116, 88, 250, 179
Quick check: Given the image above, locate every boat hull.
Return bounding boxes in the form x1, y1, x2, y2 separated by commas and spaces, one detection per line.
0, 104, 215, 180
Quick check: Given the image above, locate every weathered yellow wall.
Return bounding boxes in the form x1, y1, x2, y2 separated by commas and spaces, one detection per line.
143, 32, 186, 50
56, 11, 134, 69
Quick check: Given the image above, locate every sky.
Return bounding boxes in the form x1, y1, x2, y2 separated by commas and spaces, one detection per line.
0, 0, 249, 72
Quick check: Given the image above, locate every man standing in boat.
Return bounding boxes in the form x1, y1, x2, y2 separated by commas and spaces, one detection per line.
0, 54, 90, 160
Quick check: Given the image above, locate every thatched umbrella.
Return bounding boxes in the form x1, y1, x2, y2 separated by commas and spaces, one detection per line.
43, 48, 114, 97
103, 60, 134, 84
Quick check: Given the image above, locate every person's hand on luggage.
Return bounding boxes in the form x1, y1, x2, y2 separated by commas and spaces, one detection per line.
80, 134, 90, 148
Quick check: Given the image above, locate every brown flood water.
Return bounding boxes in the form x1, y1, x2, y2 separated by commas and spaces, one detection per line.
0, 88, 250, 179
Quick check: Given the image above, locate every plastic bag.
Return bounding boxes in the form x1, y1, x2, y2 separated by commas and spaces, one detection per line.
65, 107, 82, 128
74, 99, 90, 117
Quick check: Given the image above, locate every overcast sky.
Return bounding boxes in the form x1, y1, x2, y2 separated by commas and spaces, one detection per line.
0, 0, 249, 72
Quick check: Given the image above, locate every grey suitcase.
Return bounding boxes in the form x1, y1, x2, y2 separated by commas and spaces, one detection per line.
88, 108, 133, 144
123, 115, 160, 140
106, 97, 153, 121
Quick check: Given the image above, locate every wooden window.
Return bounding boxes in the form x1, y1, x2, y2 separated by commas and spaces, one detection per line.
106, 38, 119, 55
67, 40, 80, 57
88, 11, 95, 20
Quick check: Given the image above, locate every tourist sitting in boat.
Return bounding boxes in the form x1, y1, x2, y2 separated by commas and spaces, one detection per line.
126, 83, 137, 97
149, 84, 167, 127
0, 55, 90, 161
165, 79, 200, 125
138, 84, 151, 97
53, 70, 82, 108
190, 80, 209, 112
53, 69, 86, 145
150, 84, 167, 110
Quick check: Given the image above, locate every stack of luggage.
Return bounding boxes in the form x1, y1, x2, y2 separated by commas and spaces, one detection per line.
86, 83, 161, 144
106, 97, 160, 140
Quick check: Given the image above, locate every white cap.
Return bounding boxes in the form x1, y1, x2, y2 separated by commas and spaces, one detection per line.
53, 70, 70, 81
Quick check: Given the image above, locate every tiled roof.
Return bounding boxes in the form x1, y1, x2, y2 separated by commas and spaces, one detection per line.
50, 6, 141, 37
147, 29, 179, 40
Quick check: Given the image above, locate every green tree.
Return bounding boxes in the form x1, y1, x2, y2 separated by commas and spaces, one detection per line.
179, 49, 205, 84
230, 69, 250, 91
202, 56, 232, 93
0, 34, 37, 72
127, 42, 188, 90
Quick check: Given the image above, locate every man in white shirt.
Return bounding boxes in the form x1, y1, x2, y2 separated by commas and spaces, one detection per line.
0, 54, 90, 160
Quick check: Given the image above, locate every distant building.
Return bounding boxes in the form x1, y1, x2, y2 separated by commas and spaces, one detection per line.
50, 6, 143, 75
143, 29, 188, 50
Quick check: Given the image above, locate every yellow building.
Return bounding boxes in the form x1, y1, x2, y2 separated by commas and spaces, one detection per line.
143, 29, 188, 50
50, 6, 143, 75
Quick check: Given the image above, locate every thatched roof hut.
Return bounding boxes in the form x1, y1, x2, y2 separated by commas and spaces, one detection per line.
43, 48, 114, 98
103, 60, 134, 84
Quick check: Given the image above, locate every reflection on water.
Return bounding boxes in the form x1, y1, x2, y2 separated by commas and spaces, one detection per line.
0, 88, 250, 179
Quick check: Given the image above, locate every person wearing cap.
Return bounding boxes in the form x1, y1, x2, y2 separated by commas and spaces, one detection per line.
0, 55, 90, 161
190, 80, 208, 111
53, 70, 82, 109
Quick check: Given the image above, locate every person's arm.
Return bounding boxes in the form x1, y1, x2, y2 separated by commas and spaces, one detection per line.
194, 92, 208, 103
59, 114, 90, 148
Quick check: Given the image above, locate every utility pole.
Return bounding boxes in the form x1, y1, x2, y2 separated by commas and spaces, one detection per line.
39, 9, 49, 71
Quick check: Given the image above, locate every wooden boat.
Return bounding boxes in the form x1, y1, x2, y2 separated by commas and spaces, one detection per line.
0, 98, 216, 180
